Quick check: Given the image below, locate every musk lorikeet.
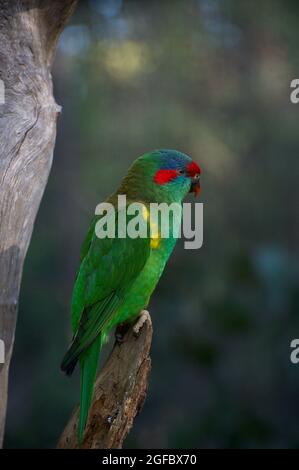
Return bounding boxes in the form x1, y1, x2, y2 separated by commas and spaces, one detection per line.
61, 149, 201, 444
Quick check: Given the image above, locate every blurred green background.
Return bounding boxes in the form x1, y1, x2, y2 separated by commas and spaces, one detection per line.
4, 0, 299, 448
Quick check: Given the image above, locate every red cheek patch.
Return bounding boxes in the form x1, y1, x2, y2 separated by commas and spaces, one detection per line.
187, 161, 201, 177
154, 169, 178, 185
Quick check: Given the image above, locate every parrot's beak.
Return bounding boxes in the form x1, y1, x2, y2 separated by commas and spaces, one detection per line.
189, 175, 201, 197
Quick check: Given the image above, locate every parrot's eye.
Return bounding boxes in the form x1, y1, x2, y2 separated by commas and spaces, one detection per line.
177, 169, 186, 176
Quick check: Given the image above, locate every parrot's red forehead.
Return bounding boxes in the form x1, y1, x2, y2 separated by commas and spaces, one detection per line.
186, 161, 201, 177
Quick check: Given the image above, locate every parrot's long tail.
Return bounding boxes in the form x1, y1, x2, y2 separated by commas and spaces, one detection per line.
78, 335, 103, 445
61, 333, 103, 445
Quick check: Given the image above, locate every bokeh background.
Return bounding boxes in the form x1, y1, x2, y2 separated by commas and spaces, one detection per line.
5, 0, 299, 448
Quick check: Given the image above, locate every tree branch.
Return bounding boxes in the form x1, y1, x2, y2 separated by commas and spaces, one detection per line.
57, 311, 153, 449
0, 0, 77, 447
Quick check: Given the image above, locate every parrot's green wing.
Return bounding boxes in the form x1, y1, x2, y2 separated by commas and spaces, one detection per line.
63, 204, 151, 364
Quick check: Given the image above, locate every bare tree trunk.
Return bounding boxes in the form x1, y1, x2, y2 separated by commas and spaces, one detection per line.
0, 0, 77, 447
58, 312, 153, 449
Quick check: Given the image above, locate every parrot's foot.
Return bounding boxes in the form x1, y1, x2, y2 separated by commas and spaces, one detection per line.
115, 322, 131, 344
133, 310, 151, 337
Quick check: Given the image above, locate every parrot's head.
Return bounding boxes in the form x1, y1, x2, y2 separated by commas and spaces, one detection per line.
120, 149, 201, 203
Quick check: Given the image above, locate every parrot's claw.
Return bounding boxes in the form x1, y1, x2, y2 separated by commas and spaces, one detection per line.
115, 322, 130, 343
133, 310, 150, 337
115, 310, 150, 343
115, 331, 125, 344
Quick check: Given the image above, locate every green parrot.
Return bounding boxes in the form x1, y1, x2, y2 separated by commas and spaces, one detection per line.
61, 149, 201, 444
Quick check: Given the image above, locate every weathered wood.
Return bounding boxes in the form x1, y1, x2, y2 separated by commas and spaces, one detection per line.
0, 0, 77, 447
57, 311, 153, 449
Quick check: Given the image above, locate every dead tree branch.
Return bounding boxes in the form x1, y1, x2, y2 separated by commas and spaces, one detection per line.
57, 312, 153, 449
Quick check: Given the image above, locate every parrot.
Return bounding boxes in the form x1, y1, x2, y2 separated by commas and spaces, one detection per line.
60, 149, 201, 444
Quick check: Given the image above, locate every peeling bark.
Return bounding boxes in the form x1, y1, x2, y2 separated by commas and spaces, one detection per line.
0, 0, 77, 447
